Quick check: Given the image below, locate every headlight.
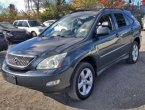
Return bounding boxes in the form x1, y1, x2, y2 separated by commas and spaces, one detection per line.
3, 31, 13, 37
7, 32, 13, 36
37, 53, 67, 70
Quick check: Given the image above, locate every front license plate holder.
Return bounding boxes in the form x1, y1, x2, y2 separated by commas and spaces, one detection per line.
6, 74, 16, 84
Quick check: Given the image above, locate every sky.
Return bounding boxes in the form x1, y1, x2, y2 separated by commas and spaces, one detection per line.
0, 0, 142, 12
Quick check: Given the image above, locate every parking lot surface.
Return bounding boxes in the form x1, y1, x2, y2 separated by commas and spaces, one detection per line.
1, 32, 145, 110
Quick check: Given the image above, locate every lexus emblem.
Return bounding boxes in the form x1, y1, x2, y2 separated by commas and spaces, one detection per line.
13, 57, 18, 64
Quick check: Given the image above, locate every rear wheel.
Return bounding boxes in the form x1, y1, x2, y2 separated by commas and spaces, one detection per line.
68, 62, 95, 100
127, 41, 139, 64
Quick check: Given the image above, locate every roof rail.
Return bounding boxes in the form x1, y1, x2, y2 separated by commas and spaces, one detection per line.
70, 8, 125, 14
102, 8, 124, 11
74, 8, 124, 12
71, 7, 104, 13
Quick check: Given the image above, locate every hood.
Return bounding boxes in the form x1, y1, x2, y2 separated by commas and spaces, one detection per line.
4, 28, 26, 32
8, 37, 83, 56
5, 28, 27, 37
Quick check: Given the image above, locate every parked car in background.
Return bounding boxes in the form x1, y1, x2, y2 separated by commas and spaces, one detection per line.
0, 22, 31, 44
13, 20, 46, 37
43, 20, 56, 27
0, 30, 8, 52
2, 9, 141, 100
141, 17, 145, 30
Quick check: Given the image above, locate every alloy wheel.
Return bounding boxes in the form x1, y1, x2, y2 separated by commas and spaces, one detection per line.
132, 44, 139, 62
78, 68, 93, 96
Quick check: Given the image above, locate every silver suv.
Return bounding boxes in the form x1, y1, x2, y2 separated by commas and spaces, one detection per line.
13, 20, 46, 37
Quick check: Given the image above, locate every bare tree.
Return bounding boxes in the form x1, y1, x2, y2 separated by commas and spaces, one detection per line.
24, 0, 30, 11
32, 0, 40, 13
25, 0, 47, 12
55, 0, 66, 17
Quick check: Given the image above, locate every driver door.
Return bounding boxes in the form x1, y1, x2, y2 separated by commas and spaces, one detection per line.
95, 13, 122, 71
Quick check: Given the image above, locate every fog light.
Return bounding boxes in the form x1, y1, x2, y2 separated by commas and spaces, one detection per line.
46, 80, 60, 87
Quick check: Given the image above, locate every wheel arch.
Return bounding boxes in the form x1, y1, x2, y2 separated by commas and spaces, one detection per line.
31, 31, 35, 33
73, 55, 97, 77
31, 31, 37, 37
134, 37, 141, 49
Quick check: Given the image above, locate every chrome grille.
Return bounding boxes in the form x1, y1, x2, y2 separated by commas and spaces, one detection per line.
12, 31, 26, 37
6, 54, 34, 68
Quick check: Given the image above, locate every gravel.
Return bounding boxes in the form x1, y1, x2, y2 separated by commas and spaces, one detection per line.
1, 32, 145, 110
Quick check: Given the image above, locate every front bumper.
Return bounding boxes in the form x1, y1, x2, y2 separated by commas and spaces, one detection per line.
2, 62, 73, 93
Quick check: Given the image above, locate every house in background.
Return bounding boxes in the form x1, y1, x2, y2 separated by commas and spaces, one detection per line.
140, 0, 145, 13
124, 0, 145, 15
140, 5, 145, 13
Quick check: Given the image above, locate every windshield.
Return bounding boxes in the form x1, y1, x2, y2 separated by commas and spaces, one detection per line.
41, 13, 96, 38
0, 23, 16, 29
28, 20, 42, 27
0, 27, 3, 33
0, 26, 3, 30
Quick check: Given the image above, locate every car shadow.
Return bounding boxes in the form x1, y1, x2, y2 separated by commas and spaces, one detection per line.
44, 51, 145, 110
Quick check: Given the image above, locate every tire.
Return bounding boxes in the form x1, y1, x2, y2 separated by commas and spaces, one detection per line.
127, 41, 139, 64
31, 31, 37, 37
68, 62, 95, 100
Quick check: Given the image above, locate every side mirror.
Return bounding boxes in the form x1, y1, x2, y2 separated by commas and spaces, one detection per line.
96, 26, 111, 36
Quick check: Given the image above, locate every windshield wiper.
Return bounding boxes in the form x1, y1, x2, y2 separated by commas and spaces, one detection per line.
40, 35, 66, 38
56, 35, 65, 38
49, 35, 66, 38
39, 34, 44, 37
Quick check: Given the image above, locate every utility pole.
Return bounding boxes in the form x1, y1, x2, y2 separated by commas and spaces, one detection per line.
129, 0, 134, 14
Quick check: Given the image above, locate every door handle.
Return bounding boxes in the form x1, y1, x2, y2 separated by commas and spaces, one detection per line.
131, 28, 134, 32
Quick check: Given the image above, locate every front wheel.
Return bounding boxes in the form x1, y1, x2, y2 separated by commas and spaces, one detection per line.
68, 62, 95, 100
127, 41, 139, 64
31, 31, 37, 37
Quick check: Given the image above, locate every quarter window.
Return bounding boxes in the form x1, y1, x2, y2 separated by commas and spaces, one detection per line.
114, 13, 126, 28
0, 26, 3, 30
22, 21, 29, 27
125, 15, 134, 25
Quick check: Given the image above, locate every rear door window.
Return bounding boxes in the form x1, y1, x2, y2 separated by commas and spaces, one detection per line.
22, 21, 29, 27
17, 21, 23, 27
114, 13, 127, 28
